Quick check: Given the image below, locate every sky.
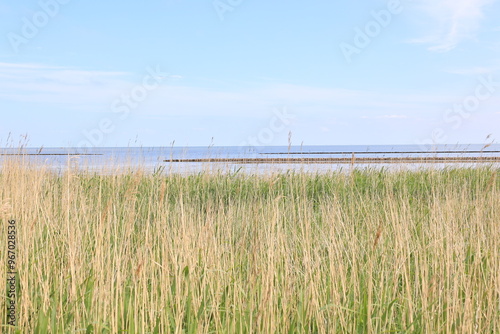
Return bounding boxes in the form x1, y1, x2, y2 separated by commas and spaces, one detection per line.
1, 0, 500, 148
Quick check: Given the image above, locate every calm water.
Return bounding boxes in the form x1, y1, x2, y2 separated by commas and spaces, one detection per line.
1, 144, 500, 174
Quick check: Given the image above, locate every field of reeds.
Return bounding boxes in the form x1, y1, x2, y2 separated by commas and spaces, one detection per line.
1, 159, 500, 333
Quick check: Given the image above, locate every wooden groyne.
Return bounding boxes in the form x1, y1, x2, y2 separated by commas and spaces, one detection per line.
164, 156, 500, 164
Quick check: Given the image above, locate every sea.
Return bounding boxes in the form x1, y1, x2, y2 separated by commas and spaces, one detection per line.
1, 144, 500, 174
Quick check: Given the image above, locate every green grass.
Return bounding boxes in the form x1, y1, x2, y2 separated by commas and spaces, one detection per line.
1, 162, 500, 333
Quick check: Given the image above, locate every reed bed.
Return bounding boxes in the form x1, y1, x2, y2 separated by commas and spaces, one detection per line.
1, 159, 500, 333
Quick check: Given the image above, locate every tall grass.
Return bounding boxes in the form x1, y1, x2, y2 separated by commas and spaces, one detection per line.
1, 159, 500, 333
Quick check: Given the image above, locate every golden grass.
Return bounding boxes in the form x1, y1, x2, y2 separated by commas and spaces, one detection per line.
1, 158, 500, 333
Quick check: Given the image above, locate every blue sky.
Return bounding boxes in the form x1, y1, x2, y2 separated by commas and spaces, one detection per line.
1, 0, 500, 148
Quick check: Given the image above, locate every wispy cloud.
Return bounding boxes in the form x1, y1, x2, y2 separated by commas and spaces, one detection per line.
409, 0, 496, 52
0, 62, 475, 121
0, 62, 183, 110
445, 66, 500, 75
361, 115, 409, 119
0, 62, 130, 106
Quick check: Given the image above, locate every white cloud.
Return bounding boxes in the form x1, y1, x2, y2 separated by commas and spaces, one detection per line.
409, 0, 496, 52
